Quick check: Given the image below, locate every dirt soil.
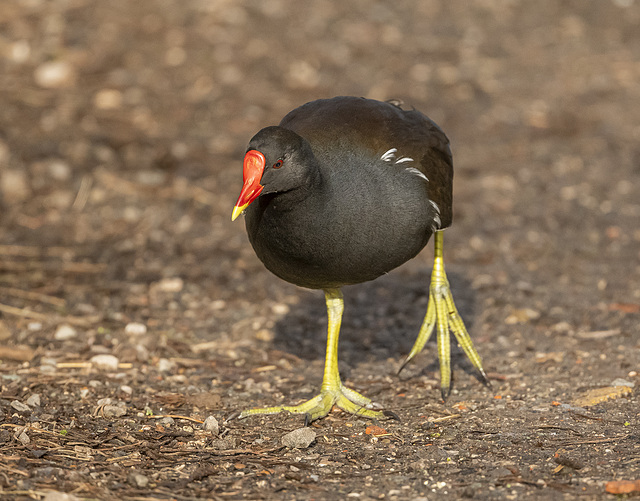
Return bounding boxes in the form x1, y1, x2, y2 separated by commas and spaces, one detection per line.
1, 1, 639, 500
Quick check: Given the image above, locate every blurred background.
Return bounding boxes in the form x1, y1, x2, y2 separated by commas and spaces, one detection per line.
1, 0, 639, 497
1, 0, 638, 349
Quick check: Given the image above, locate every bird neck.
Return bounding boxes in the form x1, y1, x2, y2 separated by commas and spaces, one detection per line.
274, 159, 324, 207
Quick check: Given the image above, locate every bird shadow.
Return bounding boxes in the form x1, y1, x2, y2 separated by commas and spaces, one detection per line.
271, 260, 481, 383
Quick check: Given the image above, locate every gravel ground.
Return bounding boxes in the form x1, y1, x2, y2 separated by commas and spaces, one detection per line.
0, 0, 639, 500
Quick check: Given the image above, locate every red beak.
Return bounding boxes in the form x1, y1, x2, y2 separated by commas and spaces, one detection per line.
232, 150, 266, 221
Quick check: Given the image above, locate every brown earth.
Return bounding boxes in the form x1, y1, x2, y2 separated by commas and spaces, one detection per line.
1, 0, 639, 500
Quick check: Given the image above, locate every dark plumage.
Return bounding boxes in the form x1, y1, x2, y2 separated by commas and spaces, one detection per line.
232, 96, 487, 423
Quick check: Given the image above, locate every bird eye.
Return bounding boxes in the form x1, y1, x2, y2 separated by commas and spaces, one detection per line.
273, 159, 284, 169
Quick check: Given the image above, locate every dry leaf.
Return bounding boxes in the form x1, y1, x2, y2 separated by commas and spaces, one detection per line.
572, 386, 632, 407
605, 479, 640, 494
365, 425, 388, 436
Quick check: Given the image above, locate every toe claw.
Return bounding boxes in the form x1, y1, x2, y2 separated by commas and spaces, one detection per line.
397, 357, 411, 375
480, 372, 492, 388
226, 410, 242, 422
383, 409, 401, 421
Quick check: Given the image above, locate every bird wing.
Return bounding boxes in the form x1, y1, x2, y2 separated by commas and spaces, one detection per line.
279, 96, 453, 228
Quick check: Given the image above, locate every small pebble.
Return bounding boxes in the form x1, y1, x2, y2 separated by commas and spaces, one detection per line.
129, 472, 149, 488
211, 437, 236, 450
94, 88, 123, 110
1, 169, 29, 203
120, 385, 133, 395
47, 159, 72, 181
136, 344, 150, 362
211, 300, 226, 310
505, 308, 540, 324
281, 427, 316, 449
26, 394, 41, 407
611, 378, 635, 388
11, 400, 31, 413
90, 354, 119, 371
54, 324, 77, 341
102, 403, 127, 418
40, 364, 56, 374
124, 322, 147, 335
40, 357, 57, 367
160, 416, 174, 426
9, 40, 30, 63
34, 60, 75, 88
203, 415, 219, 435
155, 277, 184, 292
157, 358, 176, 373
18, 431, 31, 445
255, 328, 275, 342
271, 303, 290, 315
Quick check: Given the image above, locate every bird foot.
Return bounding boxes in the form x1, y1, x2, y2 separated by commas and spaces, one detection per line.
235, 384, 386, 423
398, 232, 488, 399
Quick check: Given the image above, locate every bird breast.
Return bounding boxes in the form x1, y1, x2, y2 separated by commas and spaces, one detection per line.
245, 156, 437, 289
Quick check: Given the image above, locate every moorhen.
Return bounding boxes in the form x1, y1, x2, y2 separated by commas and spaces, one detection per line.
232, 96, 488, 423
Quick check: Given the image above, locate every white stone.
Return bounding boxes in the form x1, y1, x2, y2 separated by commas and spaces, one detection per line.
90, 354, 119, 371
55, 324, 77, 340
203, 416, 219, 435
124, 322, 147, 335
26, 394, 41, 407
103, 402, 127, 418
157, 358, 176, 373
47, 159, 72, 181
281, 427, 316, 448
34, 60, 75, 88
11, 400, 31, 413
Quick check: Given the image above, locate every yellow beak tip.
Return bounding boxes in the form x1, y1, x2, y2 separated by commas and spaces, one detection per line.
231, 204, 248, 221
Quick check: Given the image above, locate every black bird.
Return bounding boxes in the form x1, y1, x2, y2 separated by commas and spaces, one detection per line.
232, 96, 488, 423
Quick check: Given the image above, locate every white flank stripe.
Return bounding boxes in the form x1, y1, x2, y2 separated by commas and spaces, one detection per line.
406, 167, 429, 182
381, 148, 397, 162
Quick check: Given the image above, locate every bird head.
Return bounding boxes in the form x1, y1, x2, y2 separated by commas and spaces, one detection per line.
232, 126, 316, 220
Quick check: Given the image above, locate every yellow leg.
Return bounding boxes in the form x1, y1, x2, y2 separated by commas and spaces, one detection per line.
399, 230, 488, 399
237, 288, 387, 423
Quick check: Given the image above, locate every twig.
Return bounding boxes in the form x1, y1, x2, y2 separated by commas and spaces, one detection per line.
148, 414, 205, 424
72, 174, 93, 212
0, 303, 100, 326
558, 434, 630, 446
56, 362, 133, 369
0, 286, 66, 307
0, 303, 50, 321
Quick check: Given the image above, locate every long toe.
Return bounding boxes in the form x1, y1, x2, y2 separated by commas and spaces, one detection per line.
237, 385, 389, 423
